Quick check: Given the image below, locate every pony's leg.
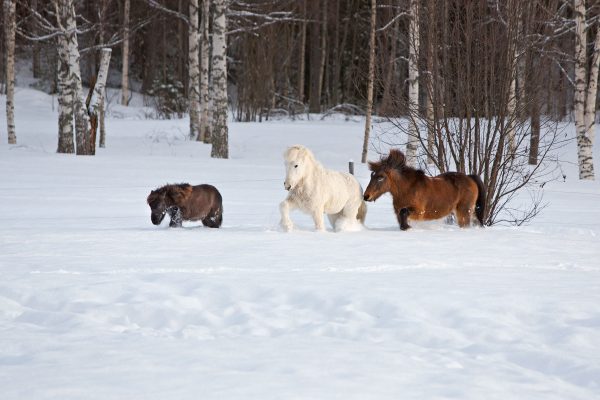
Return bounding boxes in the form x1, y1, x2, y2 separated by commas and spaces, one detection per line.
202, 206, 223, 228
168, 207, 183, 228
202, 213, 221, 228
327, 212, 341, 231
311, 206, 326, 232
279, 199, 295, 232
397, 208, 411, 230
455, 207, 472, 228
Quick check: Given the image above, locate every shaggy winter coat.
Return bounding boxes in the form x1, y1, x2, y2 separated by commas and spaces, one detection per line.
280, 145, 367, 231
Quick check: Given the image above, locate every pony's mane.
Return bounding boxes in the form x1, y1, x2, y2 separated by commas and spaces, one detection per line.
147, 183, 192, 204
368, 149, 425, 177
284, 145, 321, 168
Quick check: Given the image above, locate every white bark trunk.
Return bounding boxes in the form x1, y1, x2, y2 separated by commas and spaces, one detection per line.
574, 0, 595, 180
406, 0, 420, 166
298, 0, 307, 104
581, 24, 600, 180
121, 0, 130, 106
89, 49, 112, 116
189, 0, 201, 140
318, 0, 328, 108
506, 1, 520, 154
425, 0, 434, 164
507, 59, 517, 153
4, 0, 16, 145
99, 97, 106, 148
199, 0, 211, 143
361, 0, 376, 163
210, 0, 228, 158
57, 33, 74, 153
59, 0, 91, 155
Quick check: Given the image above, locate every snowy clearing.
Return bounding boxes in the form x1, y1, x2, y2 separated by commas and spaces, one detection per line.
1, 87, 600, 399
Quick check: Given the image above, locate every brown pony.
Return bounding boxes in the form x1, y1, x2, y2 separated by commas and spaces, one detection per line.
147, 183, 223, 228
364, 149, 485, 230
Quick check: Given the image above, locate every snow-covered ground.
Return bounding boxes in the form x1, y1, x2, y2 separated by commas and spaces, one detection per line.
1, 82, 599, 399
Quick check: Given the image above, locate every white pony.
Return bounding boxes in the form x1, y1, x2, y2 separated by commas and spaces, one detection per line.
279, 145, 367, 232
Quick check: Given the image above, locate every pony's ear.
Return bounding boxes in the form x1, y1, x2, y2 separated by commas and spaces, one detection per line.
147, 190, 156, 204
385, 149, 406, 169
368, 161, 380, 172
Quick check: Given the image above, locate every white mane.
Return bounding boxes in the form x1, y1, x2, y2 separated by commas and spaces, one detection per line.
280, 145, 366, 232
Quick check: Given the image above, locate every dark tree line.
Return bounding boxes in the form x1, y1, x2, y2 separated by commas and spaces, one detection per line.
2, 1, 591, 121
1, 0, 598, 183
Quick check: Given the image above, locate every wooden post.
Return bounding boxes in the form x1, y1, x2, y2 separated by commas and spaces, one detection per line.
348, 160, 354, 175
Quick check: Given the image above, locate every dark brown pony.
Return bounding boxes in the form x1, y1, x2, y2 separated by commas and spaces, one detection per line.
364, 149, 485, 230
147, 183, 223, 228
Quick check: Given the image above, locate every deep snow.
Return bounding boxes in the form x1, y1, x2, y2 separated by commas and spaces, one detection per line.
1, 82, 599, 399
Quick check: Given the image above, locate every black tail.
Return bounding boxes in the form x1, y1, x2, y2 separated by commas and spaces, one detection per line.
468, 174, 486, 226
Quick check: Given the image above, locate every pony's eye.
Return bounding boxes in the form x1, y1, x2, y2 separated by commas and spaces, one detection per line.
294, 165, 298, 168
377, 176, 384, 182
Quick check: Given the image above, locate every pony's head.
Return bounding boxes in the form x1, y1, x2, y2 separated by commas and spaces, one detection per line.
283, 145, 315, 191
147, 187, 170, 225
363, 149, 406, 202
146, 184, 191, 225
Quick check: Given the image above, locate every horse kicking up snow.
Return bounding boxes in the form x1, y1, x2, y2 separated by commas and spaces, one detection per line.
147, 183, 223, 228
279, 145, 367, 232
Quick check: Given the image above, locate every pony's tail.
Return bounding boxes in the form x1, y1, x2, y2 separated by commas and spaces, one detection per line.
468, 174, 486, 226
357, 200, 367, 224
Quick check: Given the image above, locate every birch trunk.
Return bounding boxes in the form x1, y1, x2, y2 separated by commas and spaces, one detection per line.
88, 49, 112, 117
31, 0, 41, 79
406, 0, 420, 166
121, 0, 130, 106
56, 34, 74, 153
574, 0, 595, 180
318, 0, 328, 108
297, 0, 307, 104
58, 0, 91, 155
308, 0, 321, 113
361, 0, 376, 163
188, 0, 201, 139
506, 2, 520, 154
199, 0, 211, 143
87, 49, 111, 154
581, 26, 600, 180
4, 0, 16, 145
425, 0, 435, 164
210, 0, 229, 159
99, 97, 106, 148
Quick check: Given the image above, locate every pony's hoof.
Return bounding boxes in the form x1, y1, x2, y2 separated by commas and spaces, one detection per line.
280, 222, 293, 232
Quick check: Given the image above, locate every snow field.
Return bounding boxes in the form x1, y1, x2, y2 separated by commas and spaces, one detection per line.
0, 86, 599, 399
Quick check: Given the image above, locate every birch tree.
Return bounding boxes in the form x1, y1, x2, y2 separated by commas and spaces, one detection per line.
405, 0, 420, 166
505, 0, 522, 154
198, 0, 211, 142
361, 0, 376, 164
188, 0, 201, 139
297, 0, 307, 104
88, 49, 112, 152
121, 0, 130, 106
55, 0, 92, 154
210, 0, 229, 158
4, 0, 16, 145
574, 0, 598, 180
425, 0, 435, 164
56, 33, 74, 153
